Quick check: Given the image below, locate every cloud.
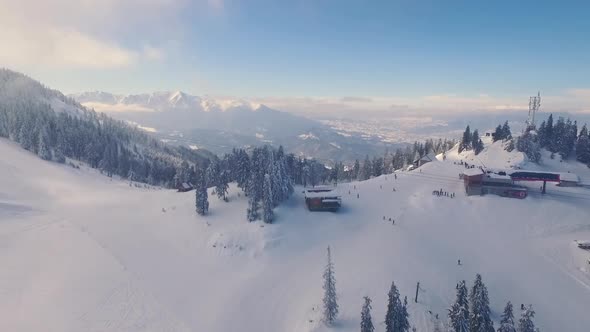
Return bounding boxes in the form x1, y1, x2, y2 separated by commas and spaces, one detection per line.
340, 96, 373, 103
0, 25, 137, 68
142, 45, 166, 61
0, 0, 186, 69
82, 102, 156, 113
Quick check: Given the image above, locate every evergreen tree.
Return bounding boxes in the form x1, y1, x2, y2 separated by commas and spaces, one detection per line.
385, 281, 409, 332
493, 125, 503, 142
537, 121, 547, 148
262, 173, 274, 223
472, 129, 484, 155
516, 130, 541, 163
37, 125, 52, 160
576, 124, 590, 164
449, 280, 469, 332
247, 196, 259, 222
323, 246, 339, 325
361, 296, 375, 332
460, 126, 472, 153
498, 302, 516, 332
216, 169, 229, 201
545, 114, 554, 148
501, 121, 512, 140
469, 274, 494, 332
352, 159, 360, 180
195, 172, 209, 216
517, 306, 536, 332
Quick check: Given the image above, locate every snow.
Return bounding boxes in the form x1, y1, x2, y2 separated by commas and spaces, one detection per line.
298, 132, 319, 140
462, 168, 484, 176
2, 137, 590, 331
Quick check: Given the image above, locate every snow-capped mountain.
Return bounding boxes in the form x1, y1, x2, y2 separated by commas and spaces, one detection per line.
70, 91, 404, 162
71, 91, 260, 113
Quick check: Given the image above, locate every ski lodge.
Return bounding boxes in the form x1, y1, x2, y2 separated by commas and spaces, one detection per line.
462, 168, 581, 198
413, 152, 436, 168
462, 168, 528, 198
304, 186, 342, 211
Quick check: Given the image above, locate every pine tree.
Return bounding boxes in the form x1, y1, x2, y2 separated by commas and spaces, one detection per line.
37, 125, 52, 161
545, 114, 554, 149
516, 130, 541, 163
576, 124, 590, 164
493, 125, 503, 142
216, 169, 229, 201
517, 305, 536, 332
247, 196, 259, 221
469, 274, 494, 332
449, 280, 469, 332
385, 281, 409, 332
262, 173, 274, 223
498, 302, 516, 332
361, 296, 375, 332
460, 126, 472, 153
322, 246, 338, 325
501, 121, 512, 140
195, 172, 209, 216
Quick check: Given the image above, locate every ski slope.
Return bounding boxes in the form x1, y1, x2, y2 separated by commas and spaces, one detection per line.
1, 137, 590, 331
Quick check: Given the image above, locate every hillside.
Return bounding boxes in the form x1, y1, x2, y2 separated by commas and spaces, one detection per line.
0, 69, 212, 186
1, 135, 590, 331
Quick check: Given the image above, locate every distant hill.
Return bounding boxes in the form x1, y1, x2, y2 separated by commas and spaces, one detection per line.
0, 69, 212, 186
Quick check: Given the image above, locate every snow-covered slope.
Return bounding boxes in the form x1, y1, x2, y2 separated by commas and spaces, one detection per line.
2, 137, 590, 332
0, 69, 89, 118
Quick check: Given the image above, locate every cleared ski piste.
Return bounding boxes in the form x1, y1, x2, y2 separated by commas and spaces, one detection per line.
1, 137, 590, 332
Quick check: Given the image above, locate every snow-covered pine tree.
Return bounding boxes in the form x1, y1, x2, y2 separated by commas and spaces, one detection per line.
361, 296, 375, 332
262, 173, 274, 223
493, 124, 503, 142
472, 129, 484, 155
353, 159, 360, 180
246, 196, 259, 222
498, 301, 516, 332
216, 169, 229, 201
37, 125, 52, 160
206, 158, 220, 188
501, 121, 512, 140
322, 246, 338, 325
469, 274, 494, 332
517, 305, 536, 332
195, 172, 209, 216
459, 126, 472, 153
358, 155, 371, 181
516, 130, 541, 163
400, 295, 410, 332
385, 281, 409, 332
576, 124, 590, 164
448, 280, 469, 332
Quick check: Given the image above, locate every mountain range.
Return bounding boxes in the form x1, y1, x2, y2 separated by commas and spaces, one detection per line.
70, 91, 403, 162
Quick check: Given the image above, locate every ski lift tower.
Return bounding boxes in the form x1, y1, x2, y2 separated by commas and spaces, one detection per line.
526, 91, 541, 131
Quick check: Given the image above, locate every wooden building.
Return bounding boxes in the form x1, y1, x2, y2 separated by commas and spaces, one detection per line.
304, 186, 342, 211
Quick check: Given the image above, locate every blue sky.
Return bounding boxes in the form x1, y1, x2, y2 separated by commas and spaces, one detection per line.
2, 0, 590, 111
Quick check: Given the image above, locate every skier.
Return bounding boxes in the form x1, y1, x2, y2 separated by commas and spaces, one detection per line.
457, 259, 461, 265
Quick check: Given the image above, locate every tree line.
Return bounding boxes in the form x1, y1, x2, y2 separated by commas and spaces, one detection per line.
514, 114, 588, 165
322, 247, 539, 332
330, 138, 456, 183
0, 69, 209, 187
